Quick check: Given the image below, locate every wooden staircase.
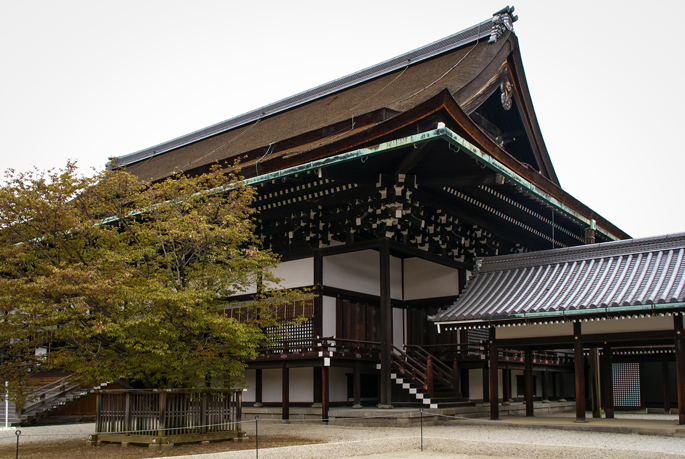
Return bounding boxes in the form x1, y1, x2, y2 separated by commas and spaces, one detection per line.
389, 344, 473, 409
3, 373, 107, 426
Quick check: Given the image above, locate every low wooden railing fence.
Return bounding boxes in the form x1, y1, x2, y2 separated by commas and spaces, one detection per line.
90, 389, 243, 447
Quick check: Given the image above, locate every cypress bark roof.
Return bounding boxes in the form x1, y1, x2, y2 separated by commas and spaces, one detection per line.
430, 233, 685, 323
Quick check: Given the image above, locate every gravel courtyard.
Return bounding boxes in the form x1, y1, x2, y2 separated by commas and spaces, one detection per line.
1, 415, 685, 459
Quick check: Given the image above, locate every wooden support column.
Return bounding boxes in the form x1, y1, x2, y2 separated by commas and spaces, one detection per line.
525, 347, 534, 416
312, 367, 322, 407
254, 369, 263, 407
675, 314, 685, 425
602, 345, 614, 418
559, 371, 567, 402
379, 239, 393, 408
502, 367, 511, 405
322, 366, 330, 421
282, 363, 290, 421
353, 361, 362, 408
482, 361, 490, 406
542, 368, 550, 403
452, 357, 462, 397
574, 322, 586, 422
589, 348, 601, 418
313, 249, 323, 338
663, 358, 671, 415
489, 328, 499, 420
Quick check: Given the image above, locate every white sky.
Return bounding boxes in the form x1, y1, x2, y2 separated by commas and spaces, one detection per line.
1, 1, 683, 239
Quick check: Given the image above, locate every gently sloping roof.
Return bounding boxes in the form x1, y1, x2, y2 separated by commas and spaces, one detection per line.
430, 233, 685, 323
110, 9, 560, 186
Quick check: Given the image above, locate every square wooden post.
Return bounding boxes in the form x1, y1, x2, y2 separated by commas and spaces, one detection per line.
662, 359, 671, 415
322, 366, 330, 422
574, 322, 586, 422
489, 328, 499, 420
525, 348, 533, 417
379, 239, 393, 408
502, 367, 510, 405
254, 369, 263, 407
542, 368, 549, 403
353, 361, 362, 408
482, 361, 490, 405
282, 363, 290, 421
602, 345, 614, 418
675, 314, 685, 425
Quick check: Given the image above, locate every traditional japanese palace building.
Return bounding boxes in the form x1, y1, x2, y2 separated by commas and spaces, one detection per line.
109, 7, 683, 423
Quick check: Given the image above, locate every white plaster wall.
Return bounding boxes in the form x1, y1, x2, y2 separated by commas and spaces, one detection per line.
259, 368, 314, 403
324, 251, 379, 296
322, 296, 336, 338
329, 367, 349, 402
582, 315, 673, 334
497, 322, 573, 340
323, 250, 402, 299
267, 258, 313, 289
243, 370, 256, 403
262, 369, 282, 402
404, 258, 460, 300
468, 369, 483, 400
289, 368, 314, 403
393, 307, 405, 348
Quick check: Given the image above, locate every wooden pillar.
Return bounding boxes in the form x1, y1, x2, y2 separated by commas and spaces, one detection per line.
313, 249, 323, 338
312, 367, 322, 407
452, 357, 462, 397
489, 328, 499, 420
589, 348, 601, 418
379, 239, 393, 408
459, 330, 469, 359
525, 347, 534, 416
353, 361, 362, 408
502, 366, 510, 405
542, 368, 550, 403
663, 358, 671, 415
282, 363, 289, 420
675, 314, 685, 425
602, 345, 614, 418
322, 366, 330, 421
482, 361, 490, 405
559, 371, 567, 402
254, 369, 263, 407
574, 322, 586, 422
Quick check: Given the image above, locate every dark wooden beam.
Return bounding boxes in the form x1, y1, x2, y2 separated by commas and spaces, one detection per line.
255, 369, 263, 407
393, 141, 434, 175
353, 361, 362, 408
663, 358, 671, 415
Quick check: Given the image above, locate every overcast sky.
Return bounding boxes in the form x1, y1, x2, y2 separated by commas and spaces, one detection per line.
1, 1, 683, 239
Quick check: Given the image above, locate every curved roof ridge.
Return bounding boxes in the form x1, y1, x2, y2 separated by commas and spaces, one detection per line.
109, 18, 493, 169
477, 232, 685, 273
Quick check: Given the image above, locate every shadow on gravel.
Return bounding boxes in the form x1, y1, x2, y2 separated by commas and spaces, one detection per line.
0, 434, 322, 459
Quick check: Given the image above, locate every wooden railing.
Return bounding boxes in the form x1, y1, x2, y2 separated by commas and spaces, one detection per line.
255, 336, 381, 360
91, 389, 242, 446
404, 345, 458, 397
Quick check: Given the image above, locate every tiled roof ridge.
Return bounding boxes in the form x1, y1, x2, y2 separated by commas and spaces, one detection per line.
109, 17, 495, 169
477, 232, 685, 272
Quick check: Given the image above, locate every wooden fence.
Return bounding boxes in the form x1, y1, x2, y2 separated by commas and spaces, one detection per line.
89, 389, 243, 447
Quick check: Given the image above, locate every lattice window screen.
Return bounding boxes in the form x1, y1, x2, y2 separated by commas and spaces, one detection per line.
612, 362, 641, 408
266, 319, 313, 352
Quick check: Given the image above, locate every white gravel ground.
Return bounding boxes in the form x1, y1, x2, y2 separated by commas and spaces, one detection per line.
1, 418, 684, 459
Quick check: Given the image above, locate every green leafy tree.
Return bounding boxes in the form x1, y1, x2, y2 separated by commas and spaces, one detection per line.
0, 162, 301, 402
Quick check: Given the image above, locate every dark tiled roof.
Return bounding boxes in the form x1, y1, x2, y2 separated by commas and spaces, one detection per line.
111, 18, 492, 169
430, 233, 685, 322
